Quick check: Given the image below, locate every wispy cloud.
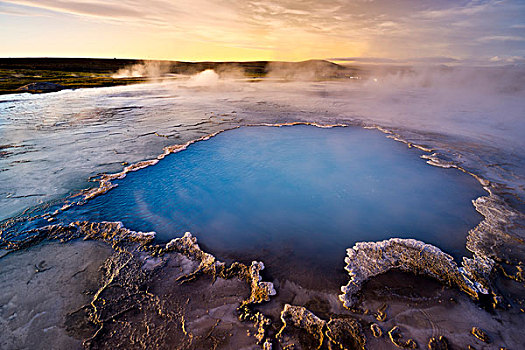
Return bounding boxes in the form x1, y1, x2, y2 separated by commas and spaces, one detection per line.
478, 35, 525, 43
490, 55, 525, 63
417, 0, 500, 19
2, 0, 148, 19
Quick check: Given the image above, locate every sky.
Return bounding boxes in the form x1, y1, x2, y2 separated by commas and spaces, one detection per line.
1, 0, 524, 63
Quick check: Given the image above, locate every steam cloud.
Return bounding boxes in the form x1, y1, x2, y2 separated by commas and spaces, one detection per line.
108, 61, 525, 152
112, 61, 171, 79
186, 69, 220, 87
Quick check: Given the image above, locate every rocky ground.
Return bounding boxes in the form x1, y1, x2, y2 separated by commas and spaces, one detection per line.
1, 218, 524, 349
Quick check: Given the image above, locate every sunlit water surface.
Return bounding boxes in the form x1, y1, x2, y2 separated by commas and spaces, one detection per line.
56, 125, 484, 288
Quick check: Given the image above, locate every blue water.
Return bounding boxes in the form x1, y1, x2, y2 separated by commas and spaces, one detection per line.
58, 125, 484, 288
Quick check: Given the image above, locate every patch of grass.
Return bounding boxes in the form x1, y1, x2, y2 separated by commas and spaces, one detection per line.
0, 68, 146, 94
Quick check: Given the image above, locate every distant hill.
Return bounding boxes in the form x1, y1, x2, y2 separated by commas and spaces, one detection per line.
0, 57, 348, 76
0, 58, 141, 73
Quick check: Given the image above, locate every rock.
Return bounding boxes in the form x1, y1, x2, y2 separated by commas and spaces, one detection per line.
277, 305, 366, 350
278, 304, 326, 346
251, 312, 271, 344
466, 194, 525, 265
388, 326, 417, 349
3, 221, 155, 252
471, 327, 491, 343
263, 339, 273, 350
165, 232, 222, 275
370, 323, 383, 338
339, 238, 489, 308
247, 261, 277, 304
325, 317, 366, 350
375, 304, 388, 322
16, 82, 65, 92
428, 336, 448, 350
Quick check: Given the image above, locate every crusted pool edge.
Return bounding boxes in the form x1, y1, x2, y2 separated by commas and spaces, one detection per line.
338, 237, 494, 308
340, 125, 524, 309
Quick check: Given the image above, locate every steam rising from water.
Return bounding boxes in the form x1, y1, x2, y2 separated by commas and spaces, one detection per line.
362, 65, 525, 94
186, 69, 220, 87
0, 63, 524, 219
112, 61, 171, 79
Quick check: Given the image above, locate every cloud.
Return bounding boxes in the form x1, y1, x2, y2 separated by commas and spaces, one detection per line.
2, 0, 148, 19
1, 0, 525, 61
417, 1, 498, 19
490, 55, 525, 63
0, 5, 43, 16
478, 35, 525, 43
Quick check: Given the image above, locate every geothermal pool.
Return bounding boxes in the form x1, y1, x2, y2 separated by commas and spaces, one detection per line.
56, 125, 484, 288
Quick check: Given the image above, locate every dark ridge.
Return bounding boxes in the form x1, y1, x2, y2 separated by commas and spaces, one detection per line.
0, 58, 355, 95
0, 57, 345, 74
0, 57, 143, 73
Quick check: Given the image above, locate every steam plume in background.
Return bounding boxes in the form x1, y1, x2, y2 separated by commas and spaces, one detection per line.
112, 61, 171, 79
186, 69, 220, 87
361, 65, 525, 95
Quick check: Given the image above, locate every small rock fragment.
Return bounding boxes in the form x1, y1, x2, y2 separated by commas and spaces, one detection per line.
388, 326, 417, 349
375, 304, 388, 322
471, 327, 491, 343
17, 82, 65, 92
428, 336, 448, 350
248, 261, 277, 304
370, 323, 383, 338
277, 304, 326, 348
326, 317, 366, 350
253, 312, 271, 343
277, 305, 366, 350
